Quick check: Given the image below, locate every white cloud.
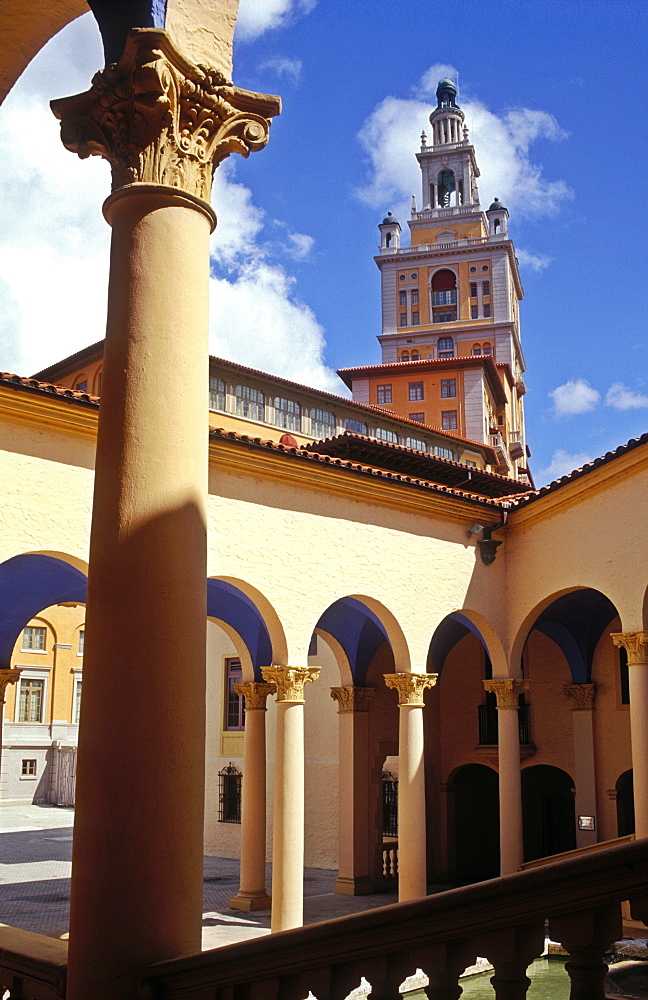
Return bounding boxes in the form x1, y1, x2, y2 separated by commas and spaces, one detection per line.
257, 56, 303, 84
549, 379, 600, 417
235, 0, 317, 41
605, 382, 648, 411
516, 248, 551, 272
0, 12, 337, 397
536, 449, 593, 485
357, 64, 572, 221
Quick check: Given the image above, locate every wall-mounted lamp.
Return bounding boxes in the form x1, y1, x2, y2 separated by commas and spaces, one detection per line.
467, 523, 484, 537
468, 512, 508, 565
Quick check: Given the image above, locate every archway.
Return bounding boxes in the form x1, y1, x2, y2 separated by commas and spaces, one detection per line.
616, 770, 635, 837
522, 765, 576, 861
450, 764, 499, 881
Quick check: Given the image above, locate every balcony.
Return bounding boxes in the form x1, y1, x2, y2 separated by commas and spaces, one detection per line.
477, 702, 534, 760
432, 290, 457, 306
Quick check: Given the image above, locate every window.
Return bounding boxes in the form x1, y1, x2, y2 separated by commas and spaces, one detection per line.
345, 418, 368, 434
377, 385, 392, 404
401, 352, 410, 363
399, 274, 406, 281
483, 343, 492, 356
218, 764, 242, 823
382, 772, 398, 837
375, 428, 398, 443
437, 337, 454, 358
209, 376, 226, 412
483, 280, 490, 296
399, 290, 407, 305
405, 436, 426, 451
274, 396, 302, 432
78, 630, 84, 656
411, 273, 418, 280
471, 305, 478, 319
484, 304, 491, 318
225, 658, 244, 731
75, 380, 88, 392
442, 410, 458, 430
465, 460, 477, 468
412, 312, 419, 325
470, 282, 477, 297
411, 352, 420, 361
236, 384, 264, 422
440, 379, 456, 398
18, 679, 44, 722
434, 445, 455, 460
432, 289, 457, 306
473, 344, 482, 355
73, 679, 82, 724
311, 407, 336, 439
482, 265, 489, 271
409, 413, 424, 423
408, 382, 424, 402
22, 626, 46, 651
411, 289, 419, 305
434, 310, 457, 323
21, 759, 37, 777
400, 312, 407, 326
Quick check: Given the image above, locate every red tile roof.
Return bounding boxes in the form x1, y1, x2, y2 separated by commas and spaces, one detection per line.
337, 355, 508, 406
0, 371, 99, 405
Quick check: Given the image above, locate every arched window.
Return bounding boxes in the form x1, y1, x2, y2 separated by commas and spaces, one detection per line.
493, 218, 501, 233
483, 342, 492, 356
385, 232, 392, 247
411, 351, 420, 361
438, 169, 455, 207
472, 343, 482, 355
236, 384, 265, 422
431, 269, 457, 321
401, 352, 410, 362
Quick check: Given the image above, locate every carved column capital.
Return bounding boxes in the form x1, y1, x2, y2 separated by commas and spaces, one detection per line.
234, 682, 276, 711
0, 668, 22, 700
51, 29, 280, 205
564, 683, 596, 710
483, 678, 529, 709
260, 666, 319, 703
330, 686, 375, 713
611, 631, 648, 666
384, 672, 437, 706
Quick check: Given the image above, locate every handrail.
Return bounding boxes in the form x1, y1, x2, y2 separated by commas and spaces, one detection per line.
519, 833, 636, 870
0, 924, 67, 999
140, 839, 648, 999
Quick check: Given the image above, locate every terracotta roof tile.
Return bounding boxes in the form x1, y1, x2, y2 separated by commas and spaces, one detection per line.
0, 371, 99, 405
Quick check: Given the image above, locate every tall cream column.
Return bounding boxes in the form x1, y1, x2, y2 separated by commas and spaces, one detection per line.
262, 666, 319, 931
330, 686, 375, 895
611, 632, 648, 836
484, 678, 529, 875
230, 682, 276, 911
384, 672, 436, 901
564, 684, 598, 848
51, 30, 279, 1000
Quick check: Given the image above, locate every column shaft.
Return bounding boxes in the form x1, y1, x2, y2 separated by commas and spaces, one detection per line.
331, 687, 374, 895
398, 703, 427, 900
272, 700, 305, 929
67, 189, 210, 1000
629, 662, 648, 836
498, 708, 524, 874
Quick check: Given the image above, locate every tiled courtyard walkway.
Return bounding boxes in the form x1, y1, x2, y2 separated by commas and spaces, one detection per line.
0, 804, 400, 949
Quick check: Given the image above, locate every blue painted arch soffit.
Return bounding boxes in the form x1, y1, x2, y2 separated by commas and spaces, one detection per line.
207, 579, 272, 681
315, 597, 389, 686
532, 589, 618, 684
428, 612, 488, 676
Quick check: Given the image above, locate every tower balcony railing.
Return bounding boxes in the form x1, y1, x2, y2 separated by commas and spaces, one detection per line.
139, 839, 648, 1000
1, 841, 647, 998
379, 235, 507, 256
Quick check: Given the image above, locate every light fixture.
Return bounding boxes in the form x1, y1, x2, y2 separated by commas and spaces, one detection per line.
467, 523, 484, 537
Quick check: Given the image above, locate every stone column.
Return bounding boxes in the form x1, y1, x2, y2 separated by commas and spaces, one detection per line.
384, 672, 437, 901
611, 631, 648, 836
52, 30, 278, 1000
484, 678, 529, 875
261, 666, 319, 931
330, 686, 375, 895
564, 684, 597, 847
0, 669, 21, 799
229, 682, 276, 911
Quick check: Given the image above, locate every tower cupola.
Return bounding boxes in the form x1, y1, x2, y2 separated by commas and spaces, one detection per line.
429, 77, 465, 148
378, 211, 401, 251
486, 198, 509, 237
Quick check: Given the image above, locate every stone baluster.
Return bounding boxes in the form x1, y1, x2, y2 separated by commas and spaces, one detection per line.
229, 682, 276, 911
261, 665, 319, 931
483, 678, 529, 874
477, 922, 545, 1000
384, 672, 437, 901
550, 903, 622, 1000
330, 686, 375, 895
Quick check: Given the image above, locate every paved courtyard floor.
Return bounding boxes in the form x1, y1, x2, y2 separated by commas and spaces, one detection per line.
0, 804, 402, 949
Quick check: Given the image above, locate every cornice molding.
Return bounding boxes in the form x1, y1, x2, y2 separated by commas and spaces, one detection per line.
0, 385, 98, 440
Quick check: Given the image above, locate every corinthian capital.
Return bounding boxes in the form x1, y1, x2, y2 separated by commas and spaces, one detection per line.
384, 672, 437, 706
260, 666, 320, 703
234, 682, 276, 711
51, 29, 280, 204
330, 686, 375, 713
564, 683, 596, 711
483, 678, 529, 709
611, 631, 648, 666
0, 668, 22, 699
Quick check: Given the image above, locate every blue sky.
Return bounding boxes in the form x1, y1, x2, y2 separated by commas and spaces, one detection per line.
0, 0, 646, 484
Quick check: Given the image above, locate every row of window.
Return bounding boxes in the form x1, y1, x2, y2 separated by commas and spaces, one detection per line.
398, 341, 492, 362
21, 625, 84, 655
377, 379, 457, 404
15, 675, 82, 724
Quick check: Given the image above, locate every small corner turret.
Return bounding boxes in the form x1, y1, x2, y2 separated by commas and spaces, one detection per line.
379, 211, 401, 251
486, 198, 509, 238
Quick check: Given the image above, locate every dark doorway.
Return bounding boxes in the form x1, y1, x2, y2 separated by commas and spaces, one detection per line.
616, 770, 635, 837
522, 765, 576, 861
451, 764, 499, 880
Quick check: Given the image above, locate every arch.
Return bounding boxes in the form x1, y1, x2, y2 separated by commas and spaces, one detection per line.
616, 769, 635, 837
472, 343, 482, 355
431, 268, 457, 292
314, 628, 353, 686
314, 594, 410, 682
510, 588, 620, 683
437, 168, 456, 207
493, 218, 501, 233
0, 553, 88, 669
93, 367, 103, 395
207, 616, 254, 682
207, 578, 286, 679
410, 351, 420, 361
448, 763, 499, 880
482, 342, 492, 356
428, 609, 508, 677
522, 764, 576, 861
385, 232, 392, 248
401, 352, 410, 362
